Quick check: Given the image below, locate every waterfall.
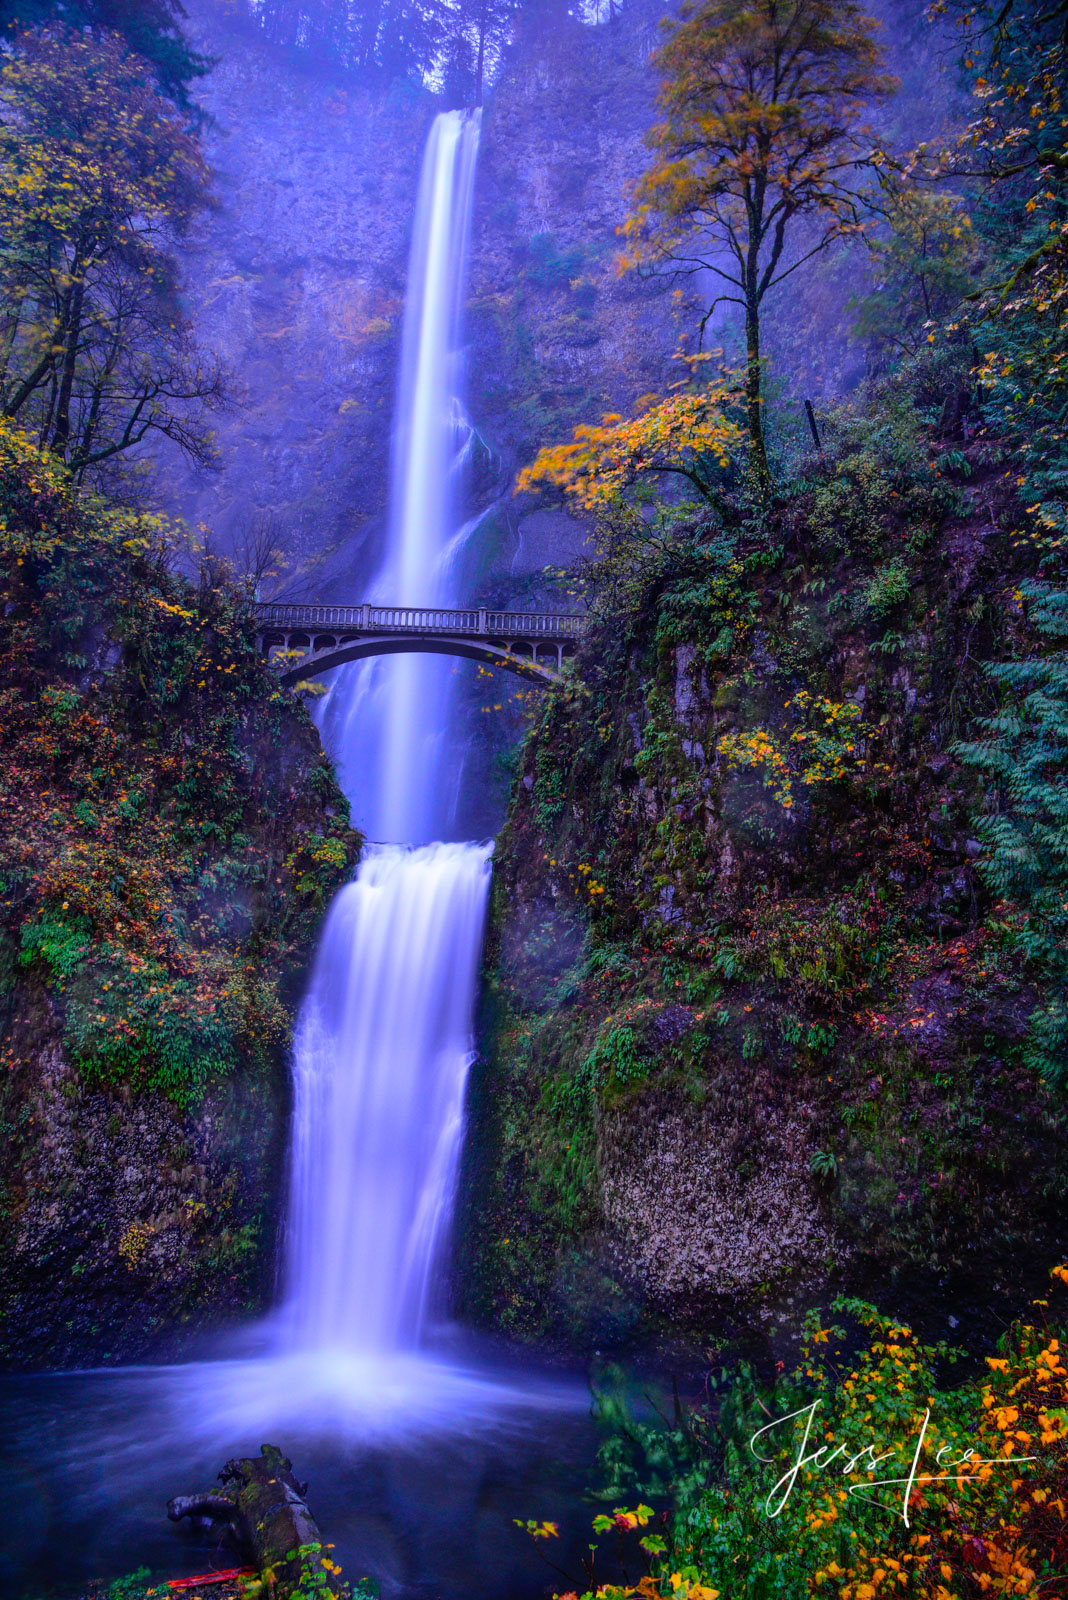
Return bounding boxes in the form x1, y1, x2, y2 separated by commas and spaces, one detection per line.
378, 109, 481, 847
0, 120, 583, 1600
281, 110, 488, 1357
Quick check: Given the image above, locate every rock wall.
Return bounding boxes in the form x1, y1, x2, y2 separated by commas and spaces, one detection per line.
0, 666, 354, 1370
600, 1091, 831, 1302
4, 1041, 287, 1367
153, 4, 429, 576
0, 430, 358, 1368
462, 427, 1068, 1350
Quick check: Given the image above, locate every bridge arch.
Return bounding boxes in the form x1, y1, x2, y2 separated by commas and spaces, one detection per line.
269, 632, 565, 686
255, 602, 585, 689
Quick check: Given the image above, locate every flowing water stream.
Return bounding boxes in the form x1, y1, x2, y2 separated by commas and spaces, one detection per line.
283, 840, 493, 1355
0, 110, 597, 1600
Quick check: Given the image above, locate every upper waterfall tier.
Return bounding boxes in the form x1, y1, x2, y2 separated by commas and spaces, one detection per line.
316, 108, 482, 847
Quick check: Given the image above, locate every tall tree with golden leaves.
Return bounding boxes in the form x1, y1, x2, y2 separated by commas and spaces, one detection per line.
622, 0, 896, 486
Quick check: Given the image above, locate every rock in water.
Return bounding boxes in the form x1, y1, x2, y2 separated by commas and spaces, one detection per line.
167, 1444, 339, 1596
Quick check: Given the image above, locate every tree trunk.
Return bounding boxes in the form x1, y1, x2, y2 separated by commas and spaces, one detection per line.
51, 271, 85, 459
744, 292, 770, 490
356, 0, 382, 72
168, 1444, 337, 1598
0, 300, 23, 393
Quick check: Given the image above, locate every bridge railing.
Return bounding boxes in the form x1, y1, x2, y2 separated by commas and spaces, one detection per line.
484, 610, 585, 636
255, 602, 586, 638
370, 606, 482, 632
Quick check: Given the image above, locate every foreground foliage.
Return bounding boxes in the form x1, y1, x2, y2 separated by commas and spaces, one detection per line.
523, 1267, 1068, 1600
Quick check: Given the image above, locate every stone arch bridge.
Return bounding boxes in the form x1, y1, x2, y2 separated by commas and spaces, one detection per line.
255, 602, 586, 686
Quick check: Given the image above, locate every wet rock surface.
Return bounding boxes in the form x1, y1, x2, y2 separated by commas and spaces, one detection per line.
0, 1042, 286, 1370
600, 1091, 833, 1301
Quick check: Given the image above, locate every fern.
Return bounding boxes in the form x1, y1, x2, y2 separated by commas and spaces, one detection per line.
956, 579, 1068, 1087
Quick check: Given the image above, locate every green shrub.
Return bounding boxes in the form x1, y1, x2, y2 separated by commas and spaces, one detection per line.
526, 231, 586, 289
18, 909, 91, 980
863, 557, 910, 618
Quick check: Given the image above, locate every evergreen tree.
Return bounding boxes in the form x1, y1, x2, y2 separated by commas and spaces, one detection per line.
957, 587, 1068, 1089
951, 1, 1068, 1089
443, 0, 516, 104
0, 0, 209, 107
249, 0, 450, 83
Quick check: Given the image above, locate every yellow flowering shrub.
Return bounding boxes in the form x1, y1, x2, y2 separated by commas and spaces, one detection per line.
718, 692, 886, 809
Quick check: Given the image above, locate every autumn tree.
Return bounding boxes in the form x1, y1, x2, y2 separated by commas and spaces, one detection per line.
0, 29, 223, 487
622, 0, 895, 485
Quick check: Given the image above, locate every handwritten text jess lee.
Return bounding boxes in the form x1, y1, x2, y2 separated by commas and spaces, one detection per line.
750, 1400, 1037, 1525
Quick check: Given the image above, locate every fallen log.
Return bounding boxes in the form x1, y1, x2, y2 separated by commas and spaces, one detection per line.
167, 1443, 341, 1597
167, 1493, 241, 1524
